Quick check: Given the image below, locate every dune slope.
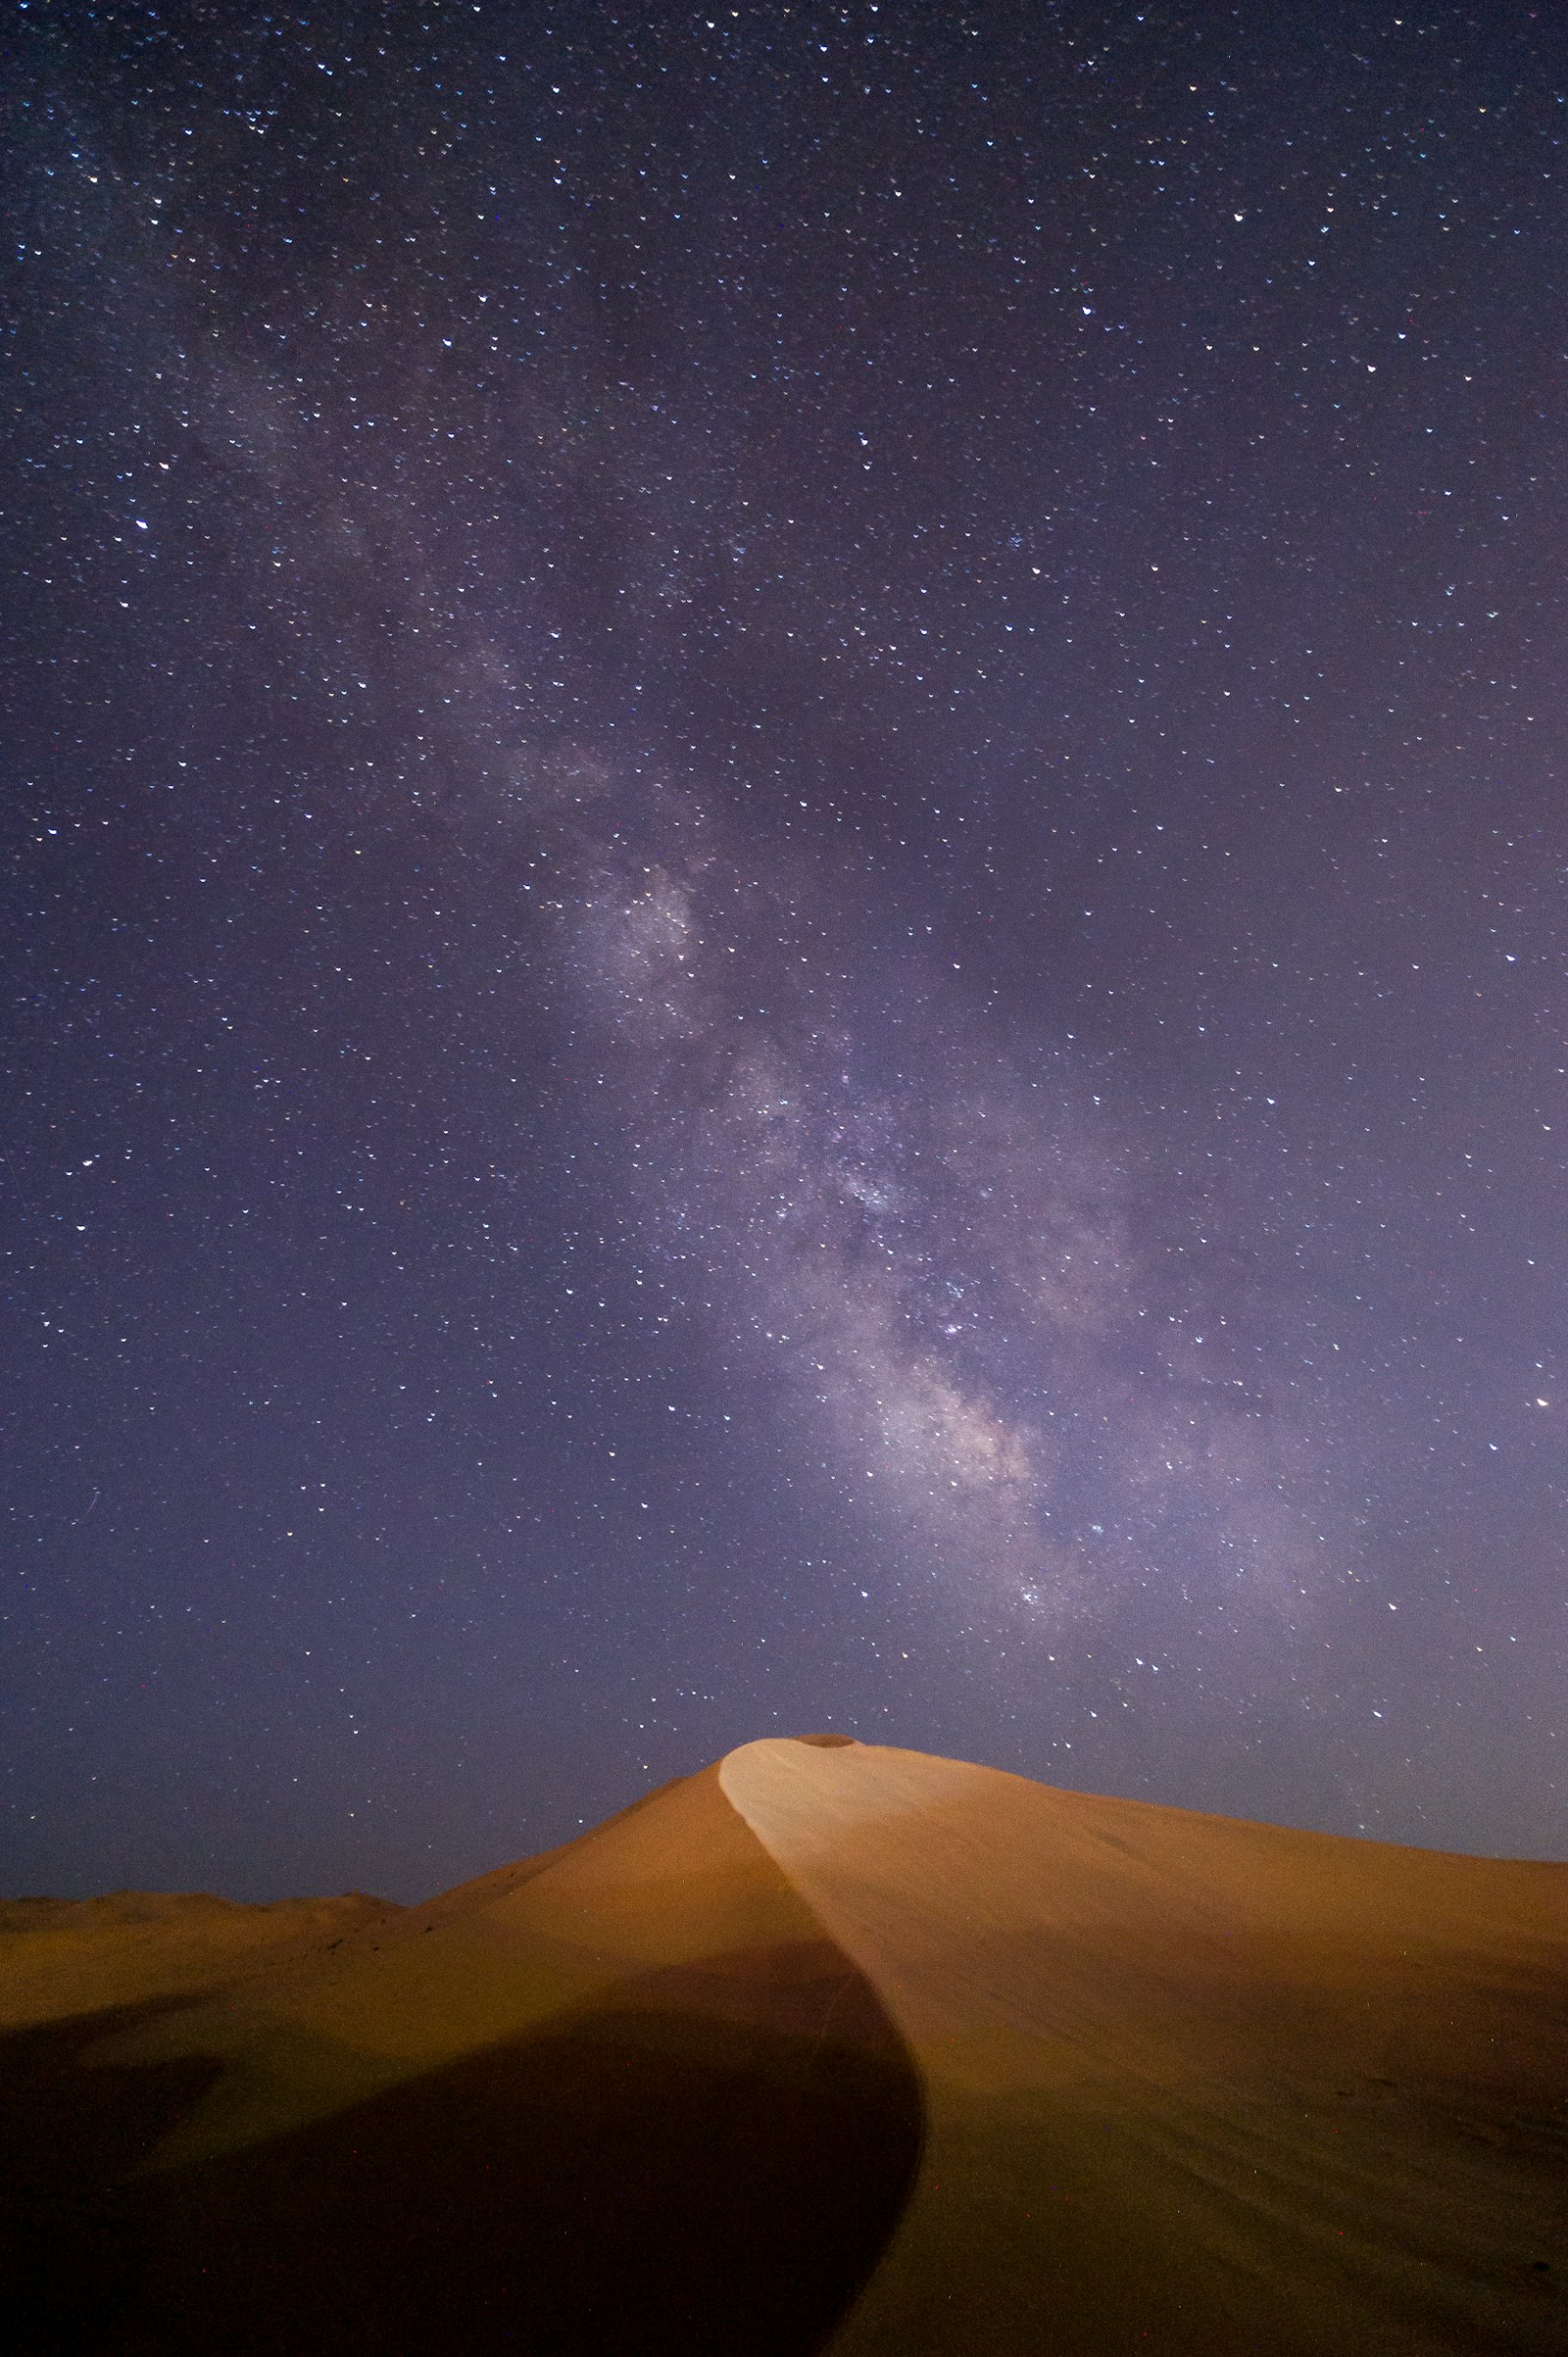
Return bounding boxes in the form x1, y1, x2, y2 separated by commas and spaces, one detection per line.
0, 1760, 920, 2356
721, 1738, 1568, 2356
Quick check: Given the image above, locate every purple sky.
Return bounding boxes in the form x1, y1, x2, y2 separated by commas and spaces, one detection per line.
6, 0, 1564, 1898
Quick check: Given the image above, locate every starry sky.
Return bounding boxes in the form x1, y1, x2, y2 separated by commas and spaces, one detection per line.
6, 0, 1565, 1902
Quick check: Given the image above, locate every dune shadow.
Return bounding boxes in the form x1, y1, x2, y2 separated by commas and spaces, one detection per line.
4, 1940, 923, 2356
0, 2001, 226, 2353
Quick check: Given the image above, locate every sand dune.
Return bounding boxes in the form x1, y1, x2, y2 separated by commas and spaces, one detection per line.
0, 1890, 402, 2032
3, 1739, 1563, 2353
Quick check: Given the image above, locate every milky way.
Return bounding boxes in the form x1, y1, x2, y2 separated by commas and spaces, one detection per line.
519, 762, 1346, 1645
5, 2, 1564, 1897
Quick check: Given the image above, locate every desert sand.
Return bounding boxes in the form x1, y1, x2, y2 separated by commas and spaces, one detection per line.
3, 1737, 1563, 2352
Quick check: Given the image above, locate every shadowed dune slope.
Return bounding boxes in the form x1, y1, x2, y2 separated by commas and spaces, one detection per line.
719, 1739, 1568, 2357
0, 1761, 922, 2356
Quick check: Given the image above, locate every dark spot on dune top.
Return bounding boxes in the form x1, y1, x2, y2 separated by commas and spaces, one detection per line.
793, 1732, 857, 1748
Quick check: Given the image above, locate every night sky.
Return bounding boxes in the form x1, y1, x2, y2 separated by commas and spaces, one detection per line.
6, 1, 1565, 1903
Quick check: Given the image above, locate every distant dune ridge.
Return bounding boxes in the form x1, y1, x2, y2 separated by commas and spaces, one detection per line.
2, 1740, 1563, 2353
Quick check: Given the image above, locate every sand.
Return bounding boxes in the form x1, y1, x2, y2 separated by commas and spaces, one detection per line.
722, 1739, 1568, 2355
1, 1763, 918, 2354
3, 1738, 1563, 2353
0, 1890, 402, 2032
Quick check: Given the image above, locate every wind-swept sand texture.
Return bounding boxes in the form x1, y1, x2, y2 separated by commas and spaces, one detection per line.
722, 1739, 1568, 2355
3, 1738, 1563, 2353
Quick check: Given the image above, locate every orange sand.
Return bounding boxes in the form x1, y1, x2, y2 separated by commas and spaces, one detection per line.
723, 1739, 1568, 2355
